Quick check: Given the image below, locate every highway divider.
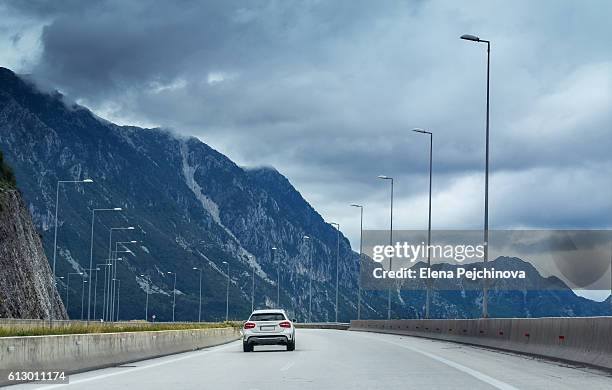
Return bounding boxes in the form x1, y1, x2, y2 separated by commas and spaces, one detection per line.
295, 323, 350, 330
350, 317, 612, 371
0, 327, 239, 386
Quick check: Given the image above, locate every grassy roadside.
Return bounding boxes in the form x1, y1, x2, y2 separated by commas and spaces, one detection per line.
0, 321, 242, 337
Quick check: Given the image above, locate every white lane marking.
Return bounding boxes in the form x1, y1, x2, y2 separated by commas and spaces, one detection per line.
356, 333, 519, 390
27, 341, 239, 389
280, 361, 295, 371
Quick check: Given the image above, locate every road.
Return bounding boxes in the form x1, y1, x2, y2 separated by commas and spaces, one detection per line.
8, 329, 612, 389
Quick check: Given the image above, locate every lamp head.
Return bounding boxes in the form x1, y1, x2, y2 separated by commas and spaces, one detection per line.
460, 34, 480, 42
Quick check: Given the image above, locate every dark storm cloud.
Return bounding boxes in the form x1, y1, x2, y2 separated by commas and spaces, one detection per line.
2, 0, 612, 248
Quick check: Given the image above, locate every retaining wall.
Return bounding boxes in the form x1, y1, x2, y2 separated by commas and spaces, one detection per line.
350, 317, 612, 370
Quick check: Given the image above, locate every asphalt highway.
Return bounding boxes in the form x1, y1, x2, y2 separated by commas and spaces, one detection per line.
9, 329, 612, 389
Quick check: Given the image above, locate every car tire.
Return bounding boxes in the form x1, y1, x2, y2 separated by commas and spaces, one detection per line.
243, 342, 252, 352
287, 340, 295, 351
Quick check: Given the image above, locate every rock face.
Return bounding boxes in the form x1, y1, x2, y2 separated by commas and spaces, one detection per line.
0, 179, 67, 319
0, 67, 379, 322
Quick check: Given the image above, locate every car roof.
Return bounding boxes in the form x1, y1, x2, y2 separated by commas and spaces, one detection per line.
250, 309, 286, 314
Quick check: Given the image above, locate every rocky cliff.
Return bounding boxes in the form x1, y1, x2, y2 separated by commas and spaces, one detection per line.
0, 151, 67, 319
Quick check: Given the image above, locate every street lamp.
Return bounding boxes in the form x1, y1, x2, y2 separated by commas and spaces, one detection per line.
303, 235, 312, 323
350, 204, 364, 320
272, 247, 279, 308
412, 128, 434, 319
80, 278, 88, 320
222, 261, 229, 321
377, 175, 394, 320
109, 241, 137, 321
66, 272, 83, 318
193, 267, 203, 322
330, 222, 340, 323
249, 255, 255, 313
167, 271, 177, 322
113, 279, 121, 321
51, 178, 92, 322
88, 207, 122, 321
97, 262, 112, 320
105, 227, 134, 320
140, 274, 150, 321
461, 33, 491, 318
87, 266, 101, 320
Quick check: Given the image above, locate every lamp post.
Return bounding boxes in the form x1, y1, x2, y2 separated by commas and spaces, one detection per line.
66, 272, 83, 318
350, 204, 364, 320
88, 207, 122, 321
97, 262, 111, 320
303, 235, 312, 323
88, 267, 101, 320
330, 222, 340, 323
249, 256, 255, 313
167, 271, 177, 322
140, 274, 150, 321
461, 33, 491, 318
108, 240, 138, 321
114, 279, 121, 321
51, 178, 92, 322
412, 128, 433, 319
272, 247, 279, 308
105, 227, 134, 321
193, 267, 203, 322
109, 241, 136, 321
222, 261, 229, 321
377, 175, 394, 320
80, 278, 88, 320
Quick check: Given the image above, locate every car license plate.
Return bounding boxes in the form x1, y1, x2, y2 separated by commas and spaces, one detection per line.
260, 325, 275, 331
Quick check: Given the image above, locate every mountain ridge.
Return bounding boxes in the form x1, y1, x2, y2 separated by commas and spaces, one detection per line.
1, 66, 609, 321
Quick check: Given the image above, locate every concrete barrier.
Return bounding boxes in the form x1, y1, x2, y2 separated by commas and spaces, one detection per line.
350, 317, 612, 370
0, 327, 239, 386
0, 319, 213, 330
295, 323, 350, 330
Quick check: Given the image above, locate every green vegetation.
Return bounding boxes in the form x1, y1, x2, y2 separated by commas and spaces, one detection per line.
0, 150, 16, 187
0, 321, 241, 337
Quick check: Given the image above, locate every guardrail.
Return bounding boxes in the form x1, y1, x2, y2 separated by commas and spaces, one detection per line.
350, 317, 612, 371
0, 327, 240, 386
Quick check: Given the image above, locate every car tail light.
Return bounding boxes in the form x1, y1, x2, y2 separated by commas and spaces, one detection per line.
279, 321, 291, 328
244, 322, 256, 329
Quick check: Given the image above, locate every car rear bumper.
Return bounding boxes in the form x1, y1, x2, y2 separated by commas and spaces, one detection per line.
245, 335, 289, 346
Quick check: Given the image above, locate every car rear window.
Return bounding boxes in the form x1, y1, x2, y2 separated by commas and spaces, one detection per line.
249, 313, 286, 321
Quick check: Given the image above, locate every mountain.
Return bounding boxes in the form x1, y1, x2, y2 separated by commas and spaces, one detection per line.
0, 150, 67, 319
0, 66, 608, 321
0, 67, 384, 322
395, 256, 611, 318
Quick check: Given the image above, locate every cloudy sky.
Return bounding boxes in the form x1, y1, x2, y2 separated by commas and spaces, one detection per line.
2, 0, 612, 253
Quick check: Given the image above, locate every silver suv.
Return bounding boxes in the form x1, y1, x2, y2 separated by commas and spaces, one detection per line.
242, 309, 296, 352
